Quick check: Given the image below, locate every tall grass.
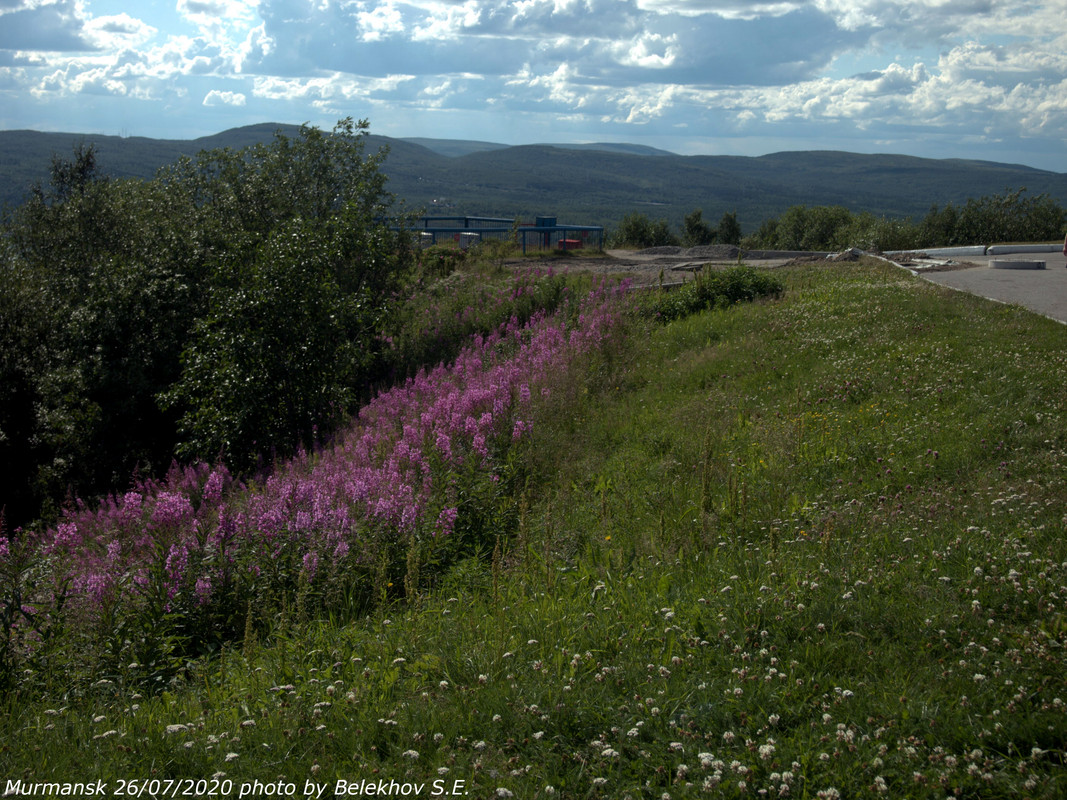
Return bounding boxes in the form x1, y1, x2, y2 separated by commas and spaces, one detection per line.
4, 259, 1066, 799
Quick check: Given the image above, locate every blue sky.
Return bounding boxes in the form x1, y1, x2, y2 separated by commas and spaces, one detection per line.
1, 0, 1064, 170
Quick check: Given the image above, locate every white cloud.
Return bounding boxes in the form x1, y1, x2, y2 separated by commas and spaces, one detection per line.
357, 1, 405, 41
251, 71, 416, 103
637, 0, 805, 19
203, 87, 246, 105
84, 14, 157, 50
613, 32, 678, 69
609, 84, 680, 124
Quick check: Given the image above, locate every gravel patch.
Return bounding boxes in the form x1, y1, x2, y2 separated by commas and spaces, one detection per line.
685, 244, 741, 259
635, 244, 742, 258
635, 246, 685, 255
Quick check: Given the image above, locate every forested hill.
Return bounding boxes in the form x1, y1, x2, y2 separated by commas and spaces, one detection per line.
3, 124, 1066, 230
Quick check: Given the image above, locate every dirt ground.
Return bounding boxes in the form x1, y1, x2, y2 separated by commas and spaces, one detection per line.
509, 246, 799, 288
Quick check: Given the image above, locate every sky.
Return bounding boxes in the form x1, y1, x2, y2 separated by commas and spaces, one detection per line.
1, 0, 1065, 171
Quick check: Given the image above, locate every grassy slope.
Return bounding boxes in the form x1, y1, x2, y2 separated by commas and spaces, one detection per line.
4, 259, 1067, 798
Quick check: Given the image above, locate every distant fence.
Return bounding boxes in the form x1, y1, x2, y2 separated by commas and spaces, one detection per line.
409, 215, 604, 254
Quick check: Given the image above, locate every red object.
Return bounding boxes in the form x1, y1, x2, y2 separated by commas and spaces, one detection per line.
559, 239, 582, 250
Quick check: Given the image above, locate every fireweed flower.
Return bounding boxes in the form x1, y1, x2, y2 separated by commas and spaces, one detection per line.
28, 279, 631, 645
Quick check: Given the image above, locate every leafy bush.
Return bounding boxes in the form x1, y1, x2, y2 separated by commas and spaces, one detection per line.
643, 265, 784, 323
417, 243, 468, 280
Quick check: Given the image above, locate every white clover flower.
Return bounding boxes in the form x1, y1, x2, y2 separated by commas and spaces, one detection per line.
224, 752, 239, 762
402, 749, 419, 759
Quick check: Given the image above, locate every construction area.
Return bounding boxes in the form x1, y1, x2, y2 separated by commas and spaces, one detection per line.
412, 215, 604, 254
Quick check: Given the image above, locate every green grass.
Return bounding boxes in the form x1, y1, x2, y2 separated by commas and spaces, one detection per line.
4, 259, 1067, 799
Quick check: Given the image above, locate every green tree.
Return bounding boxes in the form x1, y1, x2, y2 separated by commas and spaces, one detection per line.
717, 211, 742, 246
2, 148, 205, 526
744, 216, 779, 249
954, 188, 1065, 245
0, 261, 55, 527
161, 119, 414, 470
755, 204, 854, 251
611, 212, 678, 248
918, 203, 960, 247
682, 209, 716, 247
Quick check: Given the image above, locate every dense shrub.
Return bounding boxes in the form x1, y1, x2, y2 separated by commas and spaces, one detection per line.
0, 120, 414, 529
643, 265, 784, 323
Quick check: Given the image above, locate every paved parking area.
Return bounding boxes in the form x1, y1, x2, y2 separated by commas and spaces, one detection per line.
910, 252, 1067, 324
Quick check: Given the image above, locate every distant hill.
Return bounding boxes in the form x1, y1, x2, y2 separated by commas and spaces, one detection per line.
397, 138, 674, 159
399, 137, 510, 158
3, 124, 1065, 232
544, 142, 676, 157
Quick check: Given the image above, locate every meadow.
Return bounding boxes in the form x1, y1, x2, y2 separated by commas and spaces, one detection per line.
3, 255, 1066, 799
